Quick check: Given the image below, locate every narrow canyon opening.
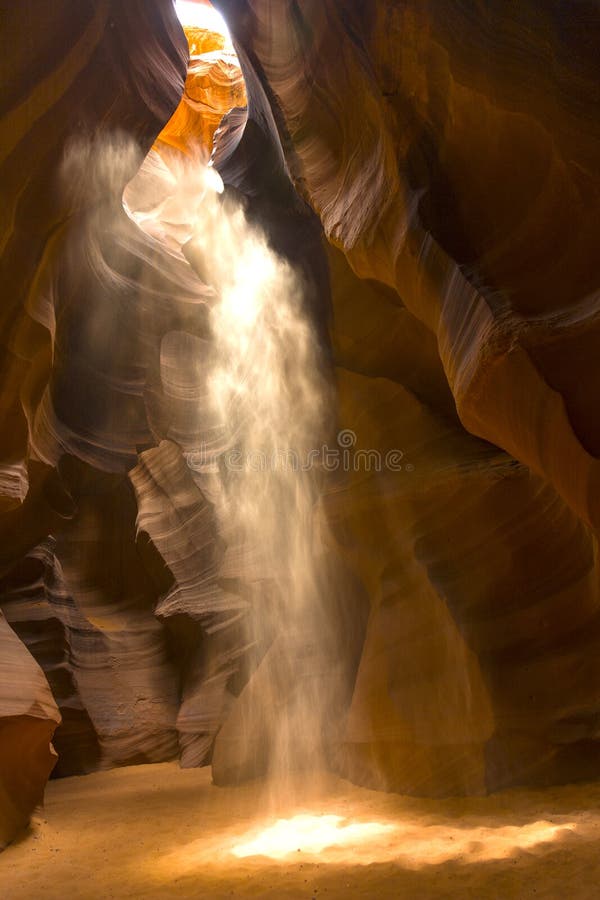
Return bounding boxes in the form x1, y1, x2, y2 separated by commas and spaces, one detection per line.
123, 0, 345, 795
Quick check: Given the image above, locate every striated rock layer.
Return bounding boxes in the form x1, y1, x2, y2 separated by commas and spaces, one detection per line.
0, 0, 189, 844
211, 0, 600, 793
1, 0, 600, 844
215, 0, 600, 524
0, 0, 330, 842
157, 26, 246, 157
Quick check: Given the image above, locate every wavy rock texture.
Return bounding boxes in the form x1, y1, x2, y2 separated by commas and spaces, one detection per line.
1, 542, 101, 777
217, 0, 600, 523
1, 0, 600, 845
0, 0, 189, 844
157, 27, 246, 156
0, 0, 330, 844
212, 0, 600, 793
130, 439, 250, 768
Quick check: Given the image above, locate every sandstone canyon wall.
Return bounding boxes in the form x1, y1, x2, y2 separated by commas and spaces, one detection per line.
213, 0, 600, 794
1, 0, 600, 846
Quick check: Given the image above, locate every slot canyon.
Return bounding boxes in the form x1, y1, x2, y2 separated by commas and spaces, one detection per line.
1, 1, 600, 897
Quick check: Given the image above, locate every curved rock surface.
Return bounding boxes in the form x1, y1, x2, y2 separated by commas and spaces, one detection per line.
0, 0, 189, 844
157, 26, 246, 157
217, 0, 600, 525
0, 609, 59, 848
1, 0, 600, 845
211, 0, 600, 793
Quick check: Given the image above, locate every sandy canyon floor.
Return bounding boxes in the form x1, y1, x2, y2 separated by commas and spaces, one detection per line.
2, 762, 600, 898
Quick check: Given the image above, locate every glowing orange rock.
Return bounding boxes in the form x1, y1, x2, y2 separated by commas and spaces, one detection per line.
184, 25, 225, 56
156, 27, 246, 158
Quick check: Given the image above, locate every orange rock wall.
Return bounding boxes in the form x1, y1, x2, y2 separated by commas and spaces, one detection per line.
156, 26, 246, 157
1, 0, 600, 846
215, 0, 600, 793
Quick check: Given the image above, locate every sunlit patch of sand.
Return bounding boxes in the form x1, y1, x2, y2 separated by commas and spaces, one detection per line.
3, 763, 600, 899
166, 798, 575, 869
231, 814, 396, 859
230, 815, 574, 864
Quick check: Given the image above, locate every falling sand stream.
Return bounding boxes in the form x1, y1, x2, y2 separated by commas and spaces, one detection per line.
177, 159, 335, 791
2, 16, 597, 895
124, 143, 338, 805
